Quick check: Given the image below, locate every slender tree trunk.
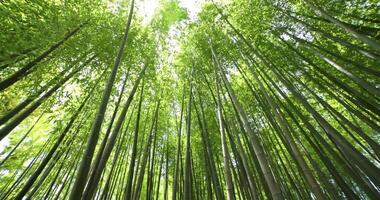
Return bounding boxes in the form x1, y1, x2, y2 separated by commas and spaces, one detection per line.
184, 71, 194, 200
13, 90, 91, 200
133, 101, 160, 199
68, 1, 135, 199
0, 53, 88, 126
209, 35, 283, 199
123, 80, 144, 200
83, 70, 130, 194
173, 89, 185, 200
0, 112, 44, 167
0, 56, 94, 140
216, 71, 235, 200
303, 0, 380, 52
82, 63, 147, 200
0, 22, 86, 91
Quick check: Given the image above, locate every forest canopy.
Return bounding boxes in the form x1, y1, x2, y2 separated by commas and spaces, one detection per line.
0, 0, 379, 199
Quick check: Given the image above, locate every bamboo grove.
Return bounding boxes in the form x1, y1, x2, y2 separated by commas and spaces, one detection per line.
0, 0, 379, 199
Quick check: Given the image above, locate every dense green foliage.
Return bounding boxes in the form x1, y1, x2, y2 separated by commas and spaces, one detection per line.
0, 0, 379, 199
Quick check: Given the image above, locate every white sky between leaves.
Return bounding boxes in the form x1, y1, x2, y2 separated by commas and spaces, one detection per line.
138, 0, 204, 24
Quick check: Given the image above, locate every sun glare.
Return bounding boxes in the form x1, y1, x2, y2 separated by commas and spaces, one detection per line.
137, 0, 159, 24
136, 0, 204, 24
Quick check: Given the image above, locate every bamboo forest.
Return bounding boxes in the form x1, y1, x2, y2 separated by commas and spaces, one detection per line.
1, 0, 380, 199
